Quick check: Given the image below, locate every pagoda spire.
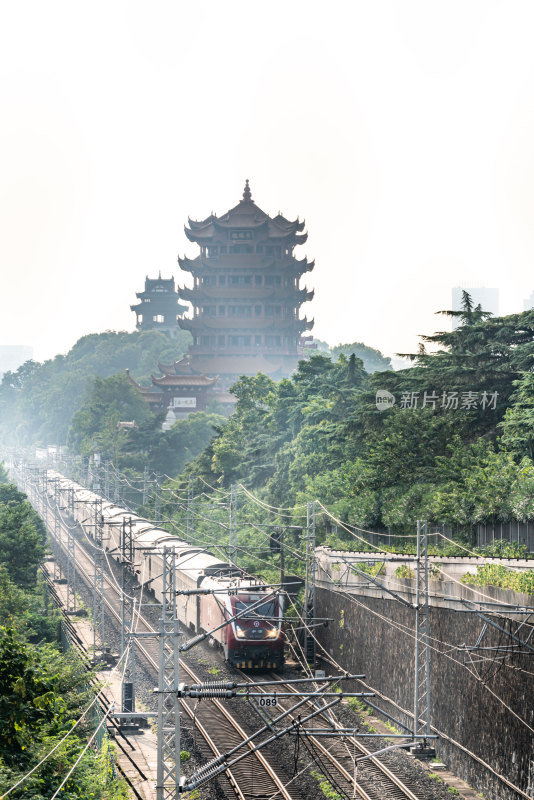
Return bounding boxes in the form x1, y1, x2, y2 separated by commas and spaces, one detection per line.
242, 179, 252, 202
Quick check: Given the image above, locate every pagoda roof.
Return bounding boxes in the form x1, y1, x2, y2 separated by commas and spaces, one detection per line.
179, 285, 311, 302
190, 355, 285, 377
180, 316, 311, 332
177, 254, 314, 273
151, 373, 218, 388
184, 181, 306, 244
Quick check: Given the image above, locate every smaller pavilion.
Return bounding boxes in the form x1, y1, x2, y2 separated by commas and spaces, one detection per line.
131, 274, 187, 338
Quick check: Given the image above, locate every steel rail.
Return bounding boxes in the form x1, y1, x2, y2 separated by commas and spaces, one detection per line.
43, 500, 299, 800
235, 671, 426, 800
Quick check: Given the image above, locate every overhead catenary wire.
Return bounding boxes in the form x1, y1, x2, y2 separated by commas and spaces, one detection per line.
49, 707, 114, 800
41, 462, 534, 792
288, 590, 534, 798
0, 693, 103, 798
313, 584, 534, 736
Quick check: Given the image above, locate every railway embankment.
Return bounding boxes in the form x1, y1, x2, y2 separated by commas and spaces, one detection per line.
316, 547, 534, 800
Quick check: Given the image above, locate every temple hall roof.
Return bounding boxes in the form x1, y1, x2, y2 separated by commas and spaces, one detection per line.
190, 355, 286, 377
125, 370, 165, 404
156, 356, 203, 376
151, 373, 217, 387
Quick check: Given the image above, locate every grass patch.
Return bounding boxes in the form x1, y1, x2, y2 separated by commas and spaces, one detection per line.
310, 769, 343, 800
395, 564, 415, 579
347, 697, 371, 715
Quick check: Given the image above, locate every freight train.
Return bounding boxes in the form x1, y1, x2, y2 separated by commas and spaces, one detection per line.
44, 470, 285, 669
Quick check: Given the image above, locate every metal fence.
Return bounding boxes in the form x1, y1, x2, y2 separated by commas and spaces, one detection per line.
476, 520, 534, 554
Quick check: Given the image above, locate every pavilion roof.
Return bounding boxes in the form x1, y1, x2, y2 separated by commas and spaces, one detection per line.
143, 273, 176, 290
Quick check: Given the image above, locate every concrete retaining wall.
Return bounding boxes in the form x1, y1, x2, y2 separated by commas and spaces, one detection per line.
316, 583, 534, 800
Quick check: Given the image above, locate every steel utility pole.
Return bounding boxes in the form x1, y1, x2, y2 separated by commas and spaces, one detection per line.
104, 460, 110, 498
186, 476, 194, 539
277, 527, 285, 588
304, 501, 317, 666
66, 517, 76, 612
413, 520, 433, 754
53, 477, 61, 581
156, 546, 180, 800
120, 517, 136, 714
142, 466, 148, 507
155, 488, 161, 523
92, 497, 106, 660
40, 471, 47, 519
93, 452, 101, 492
115, 467, 122, 503
229, 484, 238, 567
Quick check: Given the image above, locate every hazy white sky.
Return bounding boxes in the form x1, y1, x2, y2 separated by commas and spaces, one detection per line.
1, 0, 534, 363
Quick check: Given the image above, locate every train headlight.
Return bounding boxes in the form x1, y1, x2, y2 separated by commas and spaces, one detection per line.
266, 627, 279, 638
235, 626, 247, 639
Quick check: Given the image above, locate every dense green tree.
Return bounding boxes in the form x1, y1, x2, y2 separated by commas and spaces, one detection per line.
0, 486, 127, 799
67, 373, 154, 459
331, 341, 392, 373
0, 566, 58, 642
145, 412, 226, 477
499, 372, 534, 459
0, 497, 46, 589
0, 628, 61, 763
170, 306, 534, 535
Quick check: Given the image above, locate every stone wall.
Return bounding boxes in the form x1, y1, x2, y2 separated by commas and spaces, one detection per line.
316, 586, 534, 800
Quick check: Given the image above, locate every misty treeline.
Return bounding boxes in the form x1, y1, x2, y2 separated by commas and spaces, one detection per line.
0, 329, 192, 445
3, 300, 534, 541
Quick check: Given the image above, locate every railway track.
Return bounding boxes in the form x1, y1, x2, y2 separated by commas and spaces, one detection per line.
40, 498, 303, 800
38, 488, 437, 800
236, 670, 430, 800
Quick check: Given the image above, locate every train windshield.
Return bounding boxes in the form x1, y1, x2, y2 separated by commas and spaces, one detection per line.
233, 596, 277, 620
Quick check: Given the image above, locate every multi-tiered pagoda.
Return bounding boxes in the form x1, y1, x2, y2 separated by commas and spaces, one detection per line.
131, 274, 187, 338
177, 181, 314, 388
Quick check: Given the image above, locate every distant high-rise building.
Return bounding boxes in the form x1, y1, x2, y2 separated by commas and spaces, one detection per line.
451, 287, 499, 328
0, 345, 33, 378
130, 274, 187, 338
523, 290, 534, 311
